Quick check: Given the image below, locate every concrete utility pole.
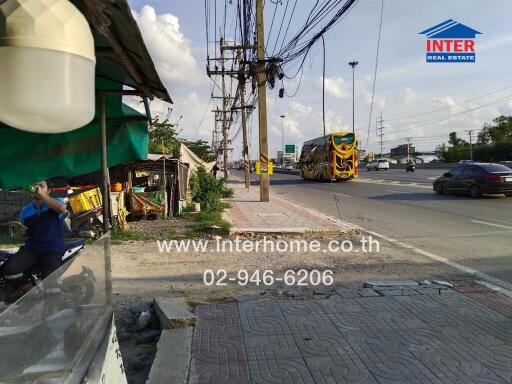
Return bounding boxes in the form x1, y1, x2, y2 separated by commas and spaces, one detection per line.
280, 115, 285, 166
221, 40, 229, 179
256, 0, 270, 202
406, 137, 413, 162
466, 129, 474, 161
238, 48, 250, 189
348, 61, 358, 134
377, 112, 384, 158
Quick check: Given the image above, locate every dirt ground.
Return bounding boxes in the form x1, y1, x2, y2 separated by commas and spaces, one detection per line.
111, 232, 472, 306
111, 231, 474, 383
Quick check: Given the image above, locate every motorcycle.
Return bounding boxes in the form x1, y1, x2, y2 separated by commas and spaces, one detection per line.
65, 206, 104, 239
0, 239, 94, 305
406, 163, 416, 172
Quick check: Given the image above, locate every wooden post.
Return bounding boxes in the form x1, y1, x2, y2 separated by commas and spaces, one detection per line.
256, 0, 269, 202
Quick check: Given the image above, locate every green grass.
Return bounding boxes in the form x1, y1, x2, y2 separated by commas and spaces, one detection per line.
188, 209, 232, 237
110, 226, 148, 244
110, 202, 232, 243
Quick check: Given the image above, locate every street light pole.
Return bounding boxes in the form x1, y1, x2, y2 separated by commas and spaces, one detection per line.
280, 115, 285, 165
348, 61, 358, 134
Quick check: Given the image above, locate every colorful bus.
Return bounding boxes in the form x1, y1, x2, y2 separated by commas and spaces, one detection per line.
299, 132, 358, 181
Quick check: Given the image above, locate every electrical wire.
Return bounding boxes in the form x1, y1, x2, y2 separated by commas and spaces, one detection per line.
320, 35, 343, 222
386, 84, 512, 123
365, 0, 384, 149
271, 0, 289, 55
192, 87, 214, 140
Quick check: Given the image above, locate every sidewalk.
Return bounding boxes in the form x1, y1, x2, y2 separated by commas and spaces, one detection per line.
189, 281, 512, 384
223, 179, 353, 234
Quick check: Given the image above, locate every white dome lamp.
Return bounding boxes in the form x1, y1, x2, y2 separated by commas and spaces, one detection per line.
0, 0, 96, 133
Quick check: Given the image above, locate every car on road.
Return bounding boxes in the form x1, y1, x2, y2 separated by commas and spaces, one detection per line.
433, 163, 512, 198
284, 164, 293, 171
458, 160, 474, 164
367, 159, 389, 171
274, 164, 282, 170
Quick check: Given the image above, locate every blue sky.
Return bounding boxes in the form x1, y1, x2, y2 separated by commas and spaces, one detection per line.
126, 0, 512, 159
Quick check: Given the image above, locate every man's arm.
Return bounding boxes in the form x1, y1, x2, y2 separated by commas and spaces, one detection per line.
35, 187, 67, 213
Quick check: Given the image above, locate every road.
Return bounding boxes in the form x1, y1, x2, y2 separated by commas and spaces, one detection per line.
233, 168, 512, 286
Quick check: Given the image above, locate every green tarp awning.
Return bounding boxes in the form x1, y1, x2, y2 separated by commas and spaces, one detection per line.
0, 79, 148, 189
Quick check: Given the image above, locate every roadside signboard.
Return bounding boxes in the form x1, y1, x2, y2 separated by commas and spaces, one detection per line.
285, 145, 295, 154
256, 161, 273, 175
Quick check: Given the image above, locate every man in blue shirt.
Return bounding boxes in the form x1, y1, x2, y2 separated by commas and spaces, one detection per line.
2, 180, 66, 299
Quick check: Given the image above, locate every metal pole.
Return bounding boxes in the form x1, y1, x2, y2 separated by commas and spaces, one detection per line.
352, 66, 355, 134
348, 61, 358, 134
468, 130, 473, 161
256, 0, 269, 202
99, 94, 112, 307
100, 94, 110, 233
162, 138, 167, 219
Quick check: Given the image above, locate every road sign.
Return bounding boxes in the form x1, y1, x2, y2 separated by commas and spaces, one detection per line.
256, 161, 273, 175
285, 145, 295, 154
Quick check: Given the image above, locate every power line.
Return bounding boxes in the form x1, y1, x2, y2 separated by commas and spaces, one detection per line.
386, 84, 512, 123
387, 93, 512, 134
365, 0, 384, 149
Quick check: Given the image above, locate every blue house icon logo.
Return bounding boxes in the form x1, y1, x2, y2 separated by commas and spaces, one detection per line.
419, 19, 482, 63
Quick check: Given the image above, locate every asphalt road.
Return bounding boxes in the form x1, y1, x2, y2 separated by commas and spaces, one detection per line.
233, 168, 512, 286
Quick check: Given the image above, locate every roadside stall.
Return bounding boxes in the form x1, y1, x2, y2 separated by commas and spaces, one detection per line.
126, 155, 189, 219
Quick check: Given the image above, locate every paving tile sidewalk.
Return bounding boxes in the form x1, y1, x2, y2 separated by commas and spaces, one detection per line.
189, 282, 512, 384
223, 179, 352, 233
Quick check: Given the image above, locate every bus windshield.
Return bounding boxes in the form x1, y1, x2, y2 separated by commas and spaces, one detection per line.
333, 134, 354, 145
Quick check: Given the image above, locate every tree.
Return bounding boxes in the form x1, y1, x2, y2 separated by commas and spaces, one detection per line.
435, 143, 447, 161
448, 132, 467, 147
147, 118, 216, 162
181, 139, 216, 162
485, 115, 512, 143
148, 118, 180, 155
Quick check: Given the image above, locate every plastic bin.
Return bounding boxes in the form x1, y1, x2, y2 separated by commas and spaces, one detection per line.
69, 188, 102, 214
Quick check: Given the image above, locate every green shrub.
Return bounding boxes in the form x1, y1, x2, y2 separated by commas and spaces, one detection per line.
189, 166, 233, 211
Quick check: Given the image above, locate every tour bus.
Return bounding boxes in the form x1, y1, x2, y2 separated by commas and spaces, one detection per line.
299, 132, 358, 181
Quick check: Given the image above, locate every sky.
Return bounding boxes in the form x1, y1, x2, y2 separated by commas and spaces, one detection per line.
126, 0, 512, 160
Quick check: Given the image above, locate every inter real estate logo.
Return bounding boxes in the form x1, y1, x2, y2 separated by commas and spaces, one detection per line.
419, 19, 481, 63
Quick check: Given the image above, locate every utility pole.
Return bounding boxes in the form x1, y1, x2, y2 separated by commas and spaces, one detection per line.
221, 39, 229, 179
280, 115, 285, 166
466, 129, 474, 161
405, 137, 413, 162
256, 0, 269, 202
238, 48, 250, 189
377, 112, 384, 158
208, 40, 239, 179
348, 61, 358, 134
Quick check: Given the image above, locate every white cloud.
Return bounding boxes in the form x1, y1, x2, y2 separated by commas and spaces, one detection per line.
322, 77, 349, 99
284, 117, 303, 138
289, 101, 312, 115
401, 87, 416, 105
432, 96, 457, 108
131, 6, 205, 88
479, 34, 512, 52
